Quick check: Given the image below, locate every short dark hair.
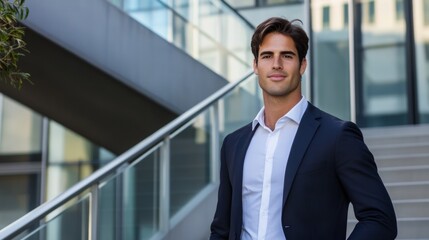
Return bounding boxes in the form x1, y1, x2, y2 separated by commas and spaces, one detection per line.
251, 17, 309, 64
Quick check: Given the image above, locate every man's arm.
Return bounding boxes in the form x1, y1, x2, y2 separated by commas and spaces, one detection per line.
336, 122, 397, 240
210, 138, 232, 240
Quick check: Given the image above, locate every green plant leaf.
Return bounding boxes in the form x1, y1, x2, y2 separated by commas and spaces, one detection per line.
0, 0, 30, 89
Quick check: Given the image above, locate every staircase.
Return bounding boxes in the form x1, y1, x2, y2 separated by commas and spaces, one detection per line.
347, 124, 429, 239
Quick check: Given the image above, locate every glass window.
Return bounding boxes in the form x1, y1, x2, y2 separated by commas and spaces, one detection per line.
264, 0, 301, 5
368, 0, 375, 23
424, 0, 429, 26
0, 174, 40, 228
226, 0, 303, 8
363, 0, 376, 25
312, 0, 350, 121
323, 6, 330, 29
395, 0, 404, 21
46, 121, 115, 201
226, 0, 254, 8
344, 3, 349, 26
0, 95, 42, 163
358, 0, 408, 126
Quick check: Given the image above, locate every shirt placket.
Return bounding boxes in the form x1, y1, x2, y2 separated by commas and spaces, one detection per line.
257, 130, 279, 240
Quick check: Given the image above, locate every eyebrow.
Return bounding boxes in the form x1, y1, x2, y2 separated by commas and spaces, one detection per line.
259, 50, 297, 57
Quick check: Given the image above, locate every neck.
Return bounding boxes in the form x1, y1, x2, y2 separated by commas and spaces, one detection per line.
263, 94, 302, 130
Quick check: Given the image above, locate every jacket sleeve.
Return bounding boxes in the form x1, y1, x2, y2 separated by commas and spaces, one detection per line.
210, 136, 232, 240
335, 122, 397, 240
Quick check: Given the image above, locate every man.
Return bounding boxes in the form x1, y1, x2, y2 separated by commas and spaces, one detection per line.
210, 17, 397, 240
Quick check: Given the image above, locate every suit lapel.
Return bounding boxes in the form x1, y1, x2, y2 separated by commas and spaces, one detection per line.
233, 124, 259, 187
231, 123, 258, 233
282, 104, 320, 206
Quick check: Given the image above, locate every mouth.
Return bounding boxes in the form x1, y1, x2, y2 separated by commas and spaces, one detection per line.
268, 73, 286, 81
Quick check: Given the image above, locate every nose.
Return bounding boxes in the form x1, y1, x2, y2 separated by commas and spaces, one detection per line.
272, 56, 283, 70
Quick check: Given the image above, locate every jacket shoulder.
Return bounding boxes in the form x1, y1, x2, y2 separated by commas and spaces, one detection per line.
224, 122, 253, 140
307, 103, 359, 131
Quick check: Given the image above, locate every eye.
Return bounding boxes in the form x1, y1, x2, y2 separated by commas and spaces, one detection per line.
283, 54, 293, 59
261, 55, 271, 59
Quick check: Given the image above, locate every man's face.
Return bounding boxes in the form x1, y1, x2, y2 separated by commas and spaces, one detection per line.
253, 32, 307, 99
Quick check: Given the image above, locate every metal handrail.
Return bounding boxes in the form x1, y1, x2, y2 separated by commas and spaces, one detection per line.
149, 0, 251, 68
0, 70, 254, 239
123, 0, 255, 77
218, 0, 255, 29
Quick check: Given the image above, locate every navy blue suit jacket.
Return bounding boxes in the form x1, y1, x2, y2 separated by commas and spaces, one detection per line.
210, 103, 397, 240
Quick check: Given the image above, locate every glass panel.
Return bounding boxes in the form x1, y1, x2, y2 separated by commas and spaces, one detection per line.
46, 121, 115, 201
226, 0, 254, 8
98, 149, 160, 240
121, 0, 253, 81
126, 1, 170, 41
98, 176, 117, 240
312, 0, 351, 120
414, 0, 429, 123
169, 111, 211, 216
226, 0, 303, 8
18, 195, 90, 240
220, 75, 262, 140
358, 0, 408, 126
0, 95, 42, 162
124, 150, 160, 239
264, 0, 303, 5
0, 174, 40, 228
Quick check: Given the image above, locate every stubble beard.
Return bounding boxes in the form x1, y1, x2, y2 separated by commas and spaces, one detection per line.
260, 77, 301, 99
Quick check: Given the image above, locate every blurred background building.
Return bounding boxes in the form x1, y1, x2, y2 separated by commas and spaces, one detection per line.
0, 0, 428, 239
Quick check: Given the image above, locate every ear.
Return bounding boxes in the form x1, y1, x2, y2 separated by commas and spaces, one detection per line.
253, 59, 259, 75
300, 58, 307, 75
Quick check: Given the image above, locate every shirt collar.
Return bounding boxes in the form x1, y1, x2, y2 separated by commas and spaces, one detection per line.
252, 96, 308, 131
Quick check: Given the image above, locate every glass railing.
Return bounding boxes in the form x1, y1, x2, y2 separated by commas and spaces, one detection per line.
0, 95, 116, 229
108, 0, 254, 81
0, 72, 261, 240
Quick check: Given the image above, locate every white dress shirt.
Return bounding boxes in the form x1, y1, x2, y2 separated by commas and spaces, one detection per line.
241, 97, 308, 240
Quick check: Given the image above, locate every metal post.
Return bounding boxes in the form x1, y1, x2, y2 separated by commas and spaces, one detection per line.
116, 164, 128, 240
210, 105, 220, 183
40, 117, 49, 204
89, 184, 99, 240
38, 117, 49, 240
159, 137, 170, 233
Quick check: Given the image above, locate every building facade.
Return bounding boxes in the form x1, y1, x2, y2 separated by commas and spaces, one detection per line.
231, 0, 429, 127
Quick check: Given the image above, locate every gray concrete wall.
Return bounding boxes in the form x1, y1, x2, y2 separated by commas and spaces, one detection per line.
23, 0, 227, 114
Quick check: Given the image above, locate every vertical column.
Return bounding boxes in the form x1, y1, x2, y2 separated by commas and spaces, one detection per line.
352, 0, 364, 125
115, 164, 127, 240
210, 105, 220, 183
159, 137, 170, 233
89, 184, 99, 240
40, 117, 49, 204
404, 0, 418, 124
